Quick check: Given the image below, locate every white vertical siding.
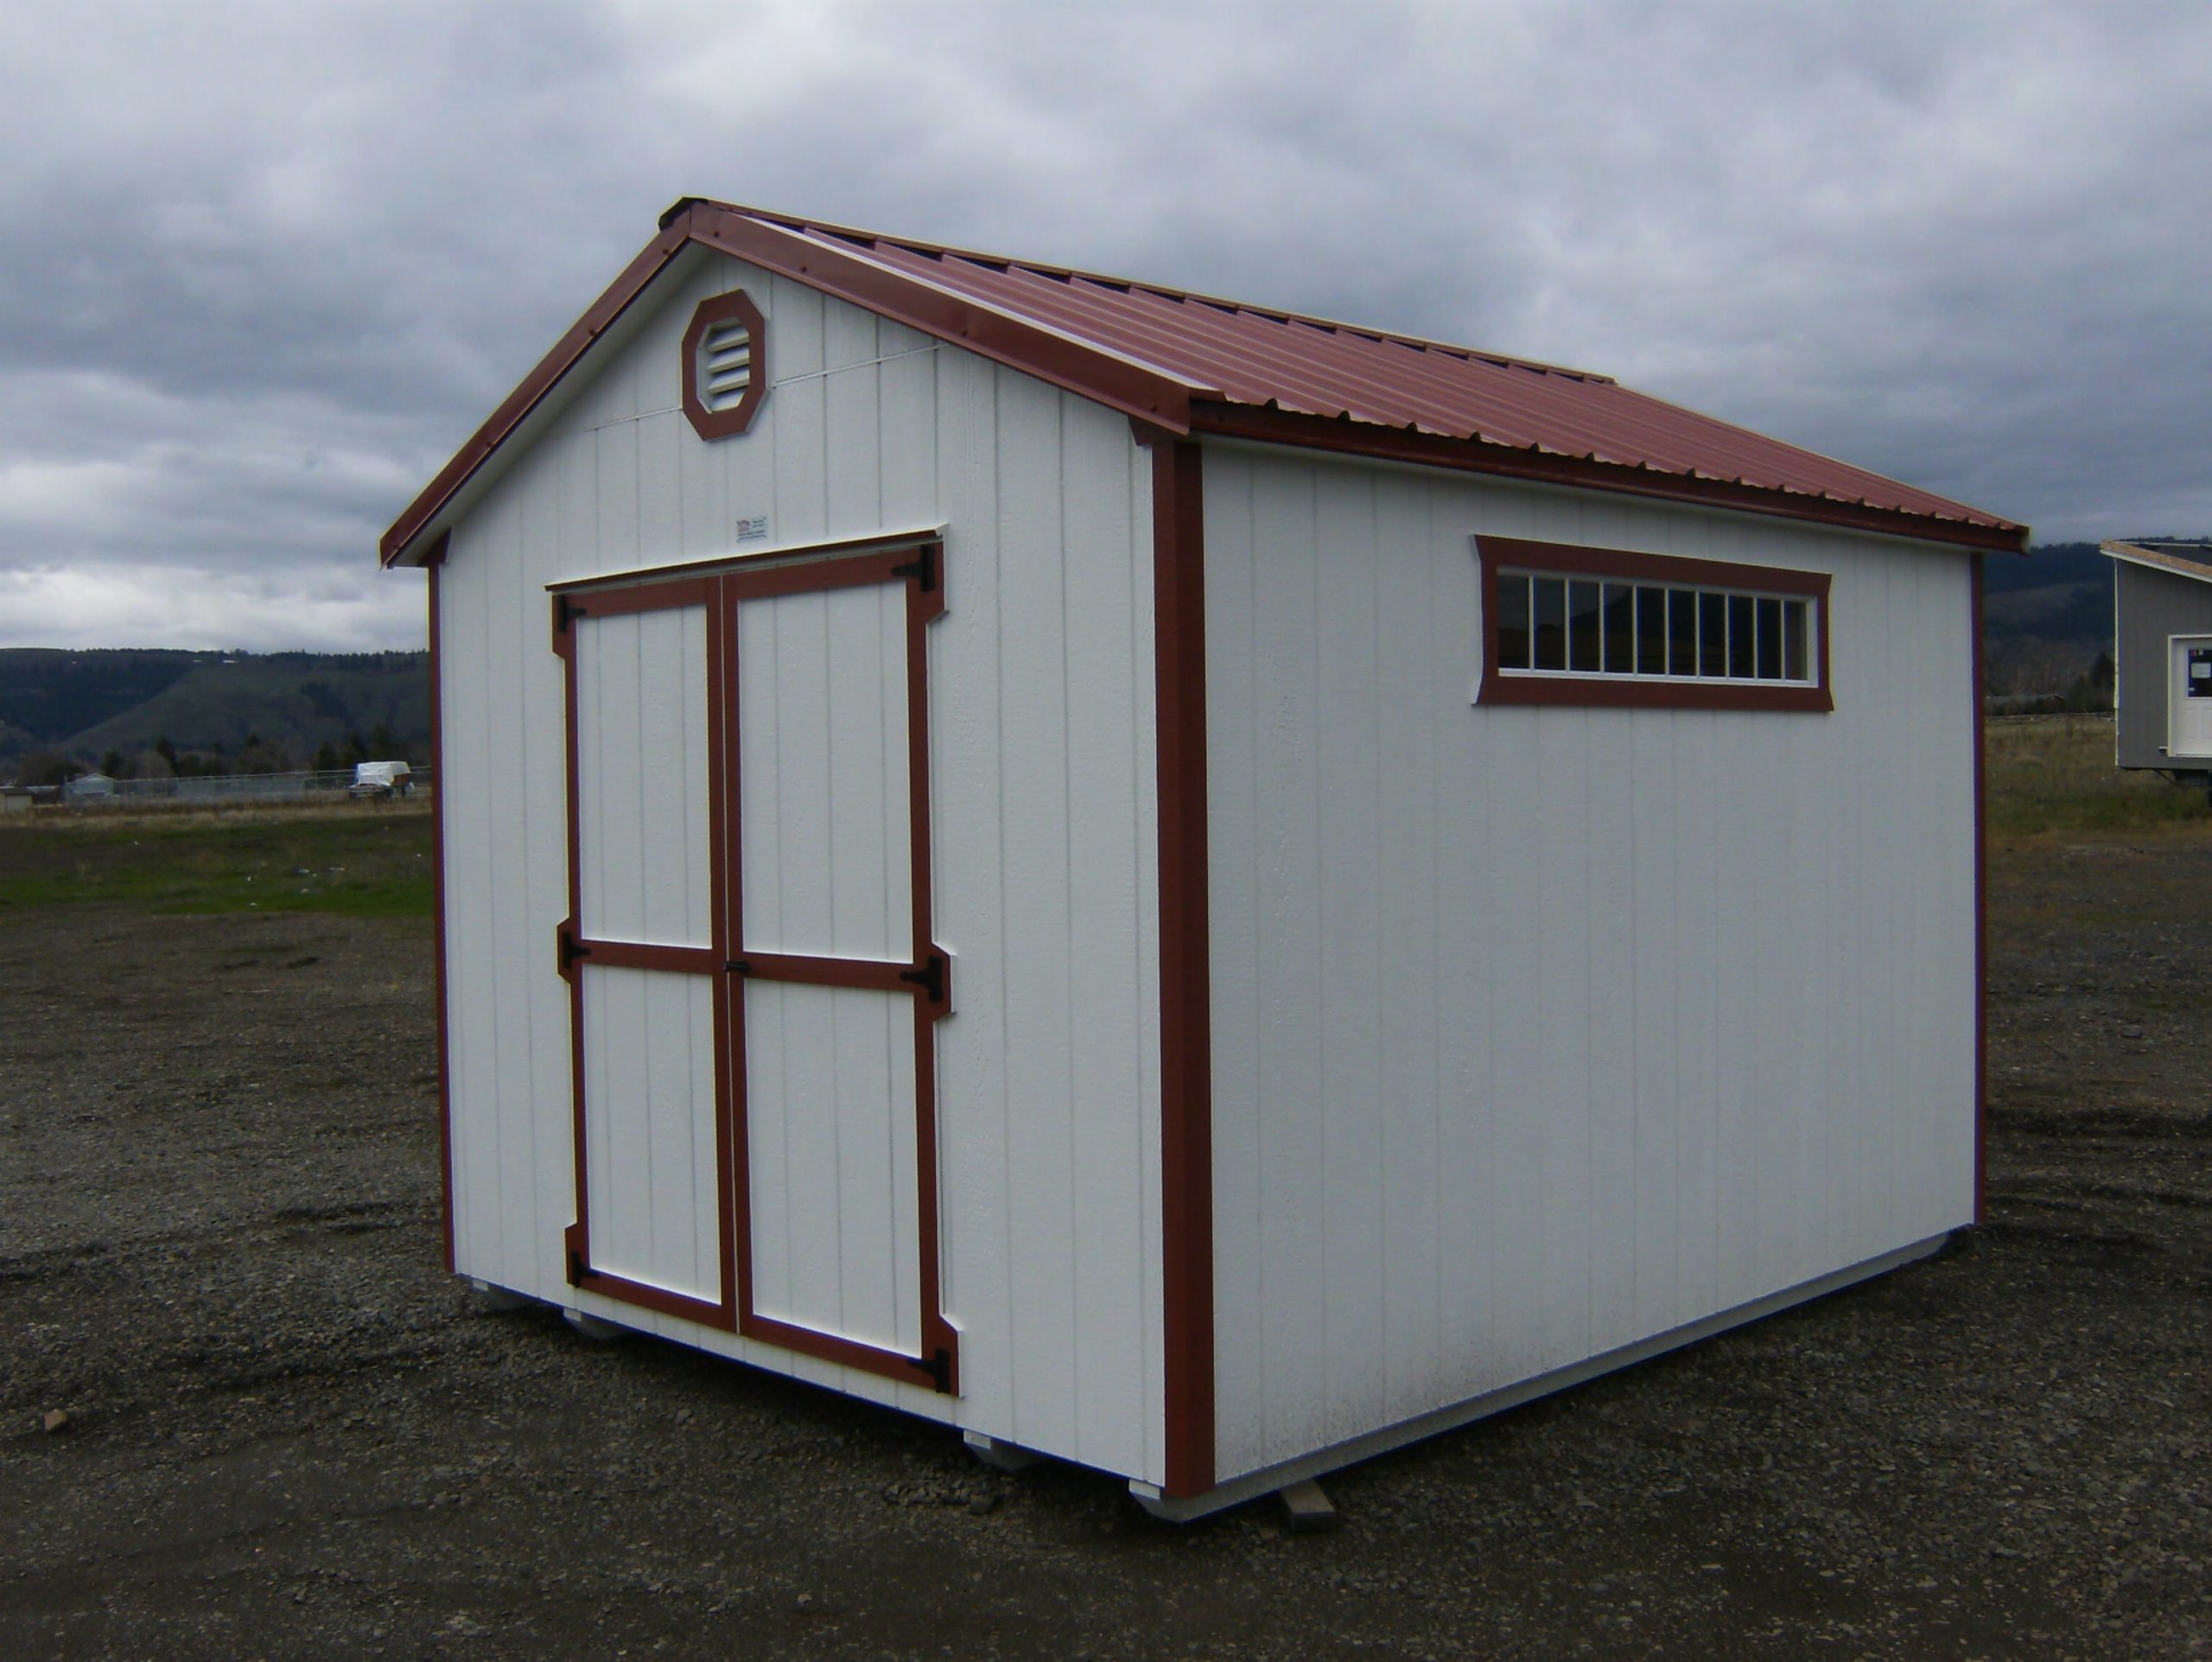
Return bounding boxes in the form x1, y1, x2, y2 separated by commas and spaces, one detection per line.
735, 583, 912, 963
579, 965, 721, 1300
1204, 444, 1980, 1481
744, 981, 921, 1353
574, 606, 715, 947
435, 252, 1164, 1483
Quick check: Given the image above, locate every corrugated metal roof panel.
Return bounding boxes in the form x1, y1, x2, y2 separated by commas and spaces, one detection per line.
761, 208, 2012, 534
380, 201, 2026, 564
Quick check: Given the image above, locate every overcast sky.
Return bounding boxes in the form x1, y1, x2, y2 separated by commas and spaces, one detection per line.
3, 0, 2207, 652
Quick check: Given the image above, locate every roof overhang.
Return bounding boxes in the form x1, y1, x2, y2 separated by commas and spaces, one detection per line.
381, 200, 2031, 568
2102, 539, 2212, 585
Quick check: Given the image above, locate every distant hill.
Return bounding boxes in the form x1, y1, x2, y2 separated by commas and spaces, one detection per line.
1985, 541, 2110, 659
0, 648, 428, 775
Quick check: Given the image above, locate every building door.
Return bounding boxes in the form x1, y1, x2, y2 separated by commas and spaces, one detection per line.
553, 539, 956, 1393
555, 576, 738, 1330
723, 543, 957, 1393
2170, 635, 2212, 761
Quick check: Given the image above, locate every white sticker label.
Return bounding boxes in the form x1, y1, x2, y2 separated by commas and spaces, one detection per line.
736, 515, 771, 543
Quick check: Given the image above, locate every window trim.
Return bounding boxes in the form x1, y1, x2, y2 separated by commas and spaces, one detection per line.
1475, 535, 1834, 712
681, 289, 768, 440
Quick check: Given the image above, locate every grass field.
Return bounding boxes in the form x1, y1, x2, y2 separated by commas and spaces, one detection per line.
1983, 712, 2209, 838
0, 799, 433, 918
0, 716, 2197, 920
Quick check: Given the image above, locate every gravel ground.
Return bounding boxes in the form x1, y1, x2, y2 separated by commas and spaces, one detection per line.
2, 831, 2209, 1659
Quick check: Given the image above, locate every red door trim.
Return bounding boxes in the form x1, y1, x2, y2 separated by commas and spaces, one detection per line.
555, 572, 741, 1334
552, 536, 957, 1393
721, 538, 959, 1396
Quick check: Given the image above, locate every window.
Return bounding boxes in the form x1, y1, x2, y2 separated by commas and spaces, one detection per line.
1477, 535, 1833, 711
681, 290, 769, 439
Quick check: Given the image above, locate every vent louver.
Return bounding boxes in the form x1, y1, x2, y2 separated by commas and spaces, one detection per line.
701, 320, 753, 411
681, 290, 768, 439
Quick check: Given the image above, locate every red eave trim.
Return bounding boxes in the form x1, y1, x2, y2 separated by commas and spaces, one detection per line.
1190, 403, 2031, 556
381, 206, 1198, 567
382, 228, 690, 565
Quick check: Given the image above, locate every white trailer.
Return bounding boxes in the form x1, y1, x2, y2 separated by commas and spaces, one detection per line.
382, 199, 2024, 1519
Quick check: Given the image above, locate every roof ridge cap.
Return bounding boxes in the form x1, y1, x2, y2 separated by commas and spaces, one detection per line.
672, 195, 1618, 387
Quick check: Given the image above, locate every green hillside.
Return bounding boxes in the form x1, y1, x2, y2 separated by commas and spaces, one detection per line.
0, 648, 428, 774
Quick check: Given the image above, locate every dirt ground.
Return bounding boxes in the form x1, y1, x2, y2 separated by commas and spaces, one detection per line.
3, 827, 2209, 1659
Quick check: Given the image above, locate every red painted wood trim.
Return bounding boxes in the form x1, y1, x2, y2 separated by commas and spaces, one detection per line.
545, 526, 945, 595
556, 574, 741, 1333
681, 288, 768, 441
1193, 403, 2030, 555
1972, 552, 1988, 1226
573, 939, 723, 974
1475, 535, 1836, 713
720, 541, 959, 1392
1142, 428, 1217, 1499
681, 202, 1191, 436
383, 225, 690, 564
425, 535, 454, 1274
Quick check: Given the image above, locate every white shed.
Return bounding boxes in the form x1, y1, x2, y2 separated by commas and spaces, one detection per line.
381, 199, 2027, 1519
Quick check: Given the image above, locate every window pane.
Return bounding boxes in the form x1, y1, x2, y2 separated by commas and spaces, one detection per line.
1602, 582, 1636, 672
1783, 599, 1808, 681
1568, 579, 1602, 672
1669, 589, 1698, 675
1497, 572, 1532, 670
1699, 592, 1728, 677
1727, 594, 1756, 678
1532, 576, 1567, 670
1756, 596, 1783, 679
1636, 586, 1667, 676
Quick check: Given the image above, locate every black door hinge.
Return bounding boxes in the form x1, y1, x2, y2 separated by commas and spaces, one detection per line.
890, 541, 938, 594
559, 927, 592, 975
554, 592, 588, 634
924, 1347, 953, 1393
568, 1248, 596, 1285
899, 953, 945, 1003
725, 958, 752, 976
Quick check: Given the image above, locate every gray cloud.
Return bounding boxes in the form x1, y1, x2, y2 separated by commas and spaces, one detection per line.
3, 0, 2207, 649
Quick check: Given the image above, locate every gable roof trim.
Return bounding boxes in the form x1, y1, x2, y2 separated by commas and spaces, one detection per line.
381, 199, 2027, 566
2103, 540, 2212, 585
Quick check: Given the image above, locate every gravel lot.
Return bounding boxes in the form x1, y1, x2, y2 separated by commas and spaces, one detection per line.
3, 826, 2209, 1659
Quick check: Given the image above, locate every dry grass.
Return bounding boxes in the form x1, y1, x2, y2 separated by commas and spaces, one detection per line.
1984, 712, 2208, 839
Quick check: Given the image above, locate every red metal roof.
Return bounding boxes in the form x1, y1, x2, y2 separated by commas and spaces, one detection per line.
382, 200, 2027, 564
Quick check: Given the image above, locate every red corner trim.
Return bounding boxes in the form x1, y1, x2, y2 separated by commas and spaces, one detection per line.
1194, 404, 2031, 556
1138, 422, 1216, 1499
1972, 552, 1988, 1226
427, 539, 454, 1274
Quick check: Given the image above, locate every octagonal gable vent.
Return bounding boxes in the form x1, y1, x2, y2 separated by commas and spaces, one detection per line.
682, 290, 768, 439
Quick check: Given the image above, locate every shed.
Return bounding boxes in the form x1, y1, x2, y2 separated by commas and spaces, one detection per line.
63, 773, 115, 803
2101, 540, 2212, 773
382, 199, 2026, 1519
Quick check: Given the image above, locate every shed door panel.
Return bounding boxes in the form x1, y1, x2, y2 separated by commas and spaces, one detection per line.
736, 583, 912, 961
2171, 635, 2212, 761
580, 965, 723, 1301
741, 980, 922, 1355
559, 580, 735, 1330
576, 605, 715, 946
725, 545, 957, 1394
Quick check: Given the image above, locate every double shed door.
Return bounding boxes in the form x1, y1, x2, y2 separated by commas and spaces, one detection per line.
553, 539, 957, 1394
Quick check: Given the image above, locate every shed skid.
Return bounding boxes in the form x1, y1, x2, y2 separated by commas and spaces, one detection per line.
1130, 1232, 1948, 1520
391, 202, 2007, 1521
